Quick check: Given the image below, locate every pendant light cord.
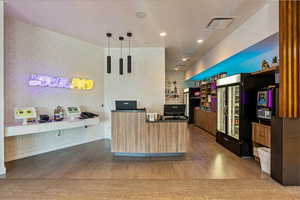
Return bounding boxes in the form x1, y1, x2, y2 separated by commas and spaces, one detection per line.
108, 37, 110, 56
120, 40, 123, 58
129, 38, 131, 56
106, 33, 112, 56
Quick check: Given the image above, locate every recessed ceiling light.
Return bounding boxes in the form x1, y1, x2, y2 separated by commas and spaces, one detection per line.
160, 32, 167, 37
182, 58, 189, 62
136, 12, 147, 19
197, 39, 204, 44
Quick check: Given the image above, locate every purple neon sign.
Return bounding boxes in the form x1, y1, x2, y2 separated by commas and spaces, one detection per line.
28, 74, 71, 89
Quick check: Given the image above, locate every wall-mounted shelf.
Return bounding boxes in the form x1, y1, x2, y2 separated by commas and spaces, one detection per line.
5, 117, 100, 137
251, 66, 279, 76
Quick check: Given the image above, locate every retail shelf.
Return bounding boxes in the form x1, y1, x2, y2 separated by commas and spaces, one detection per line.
5, 117, 100, 137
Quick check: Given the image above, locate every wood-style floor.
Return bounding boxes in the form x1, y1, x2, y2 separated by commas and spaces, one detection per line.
1, 126, 300, 200
5, 126, 266, 180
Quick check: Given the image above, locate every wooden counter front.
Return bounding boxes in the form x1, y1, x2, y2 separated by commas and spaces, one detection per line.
194, 109, 217, 135
111, 111, 188, 154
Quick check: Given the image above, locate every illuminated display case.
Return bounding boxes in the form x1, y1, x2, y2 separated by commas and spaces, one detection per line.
184, 87, 201, 124
217, 87, 226, 133
216, 74, 258, 157
227, 85, 240, 140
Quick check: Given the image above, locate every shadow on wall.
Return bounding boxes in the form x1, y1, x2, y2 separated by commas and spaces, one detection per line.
189, 33, 279, 81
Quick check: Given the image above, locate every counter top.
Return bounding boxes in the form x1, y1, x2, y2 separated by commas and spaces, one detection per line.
111, 110, 188, 123
111, 109, 146, 113
146, 120, 188, 123
5, 117, 100, 137
146, 118, 188, 123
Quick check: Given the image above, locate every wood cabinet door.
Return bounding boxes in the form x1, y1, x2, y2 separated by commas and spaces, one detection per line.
252, 122, 271, 148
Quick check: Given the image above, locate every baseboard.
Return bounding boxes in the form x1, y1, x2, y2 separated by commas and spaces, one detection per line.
5, 136, 107, 162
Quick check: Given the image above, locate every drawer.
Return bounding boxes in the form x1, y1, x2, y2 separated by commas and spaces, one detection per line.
252, 122, 271, 148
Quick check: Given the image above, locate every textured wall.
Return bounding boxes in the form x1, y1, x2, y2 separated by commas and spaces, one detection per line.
104, 48, 165, 138
0, 1, 5, 174
4, 18, 105, 161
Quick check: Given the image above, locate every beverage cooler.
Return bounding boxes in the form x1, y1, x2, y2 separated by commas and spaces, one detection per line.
184, 88, 201, 124
216, 74, 257, 157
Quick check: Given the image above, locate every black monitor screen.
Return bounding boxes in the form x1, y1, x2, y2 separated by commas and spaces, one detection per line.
116, 100, 137, 110
257, 91, 268, 107
164, 104, 186, 116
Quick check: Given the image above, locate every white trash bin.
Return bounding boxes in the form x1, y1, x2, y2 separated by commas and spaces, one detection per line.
258, 147, 271, 174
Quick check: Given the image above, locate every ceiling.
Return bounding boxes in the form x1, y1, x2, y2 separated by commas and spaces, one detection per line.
4, 0, 268, 71
189, 33, 279, 80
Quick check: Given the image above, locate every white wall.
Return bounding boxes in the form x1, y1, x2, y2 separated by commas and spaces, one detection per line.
165, 71, 184, 104
4, 18, 105, 161
185, 1, 279, 79
0, 1, 5, 174
104, 48, 165, 138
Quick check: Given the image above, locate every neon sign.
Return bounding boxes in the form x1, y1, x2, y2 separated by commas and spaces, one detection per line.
28, 74, 94, 90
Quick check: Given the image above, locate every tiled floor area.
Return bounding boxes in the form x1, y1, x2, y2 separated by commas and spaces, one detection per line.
1, 126, 299, 199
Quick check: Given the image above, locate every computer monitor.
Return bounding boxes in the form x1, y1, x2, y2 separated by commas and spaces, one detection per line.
116, 100, 137, 110
164, 104, 186, 116
257, 91, 268, 107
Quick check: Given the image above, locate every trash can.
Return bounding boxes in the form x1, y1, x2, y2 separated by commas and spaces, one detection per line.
258, 147, 271, 174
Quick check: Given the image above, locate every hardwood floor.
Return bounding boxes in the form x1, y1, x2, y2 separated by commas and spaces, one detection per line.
1, 126, 300, 199
5, 126, 267, 180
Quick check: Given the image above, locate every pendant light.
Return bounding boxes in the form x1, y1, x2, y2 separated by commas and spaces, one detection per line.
106, 33, 112, 74
127, 32, 132, 73
119, 36, 124, 75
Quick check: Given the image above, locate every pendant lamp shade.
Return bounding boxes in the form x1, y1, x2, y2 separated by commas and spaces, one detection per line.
119, 36, 124, 75
107, 56, 111, 74
127, 32, 132, 73
127, 55, 132, 73
106, 33, 112, 74
119, 58, 124, 75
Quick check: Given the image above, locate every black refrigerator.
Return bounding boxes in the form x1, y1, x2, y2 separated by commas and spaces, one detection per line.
184, 87, 200, 124
216, 74, 258, 157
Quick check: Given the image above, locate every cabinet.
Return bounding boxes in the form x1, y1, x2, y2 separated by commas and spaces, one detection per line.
194, 108, 217, 135
252, 122, 271, 148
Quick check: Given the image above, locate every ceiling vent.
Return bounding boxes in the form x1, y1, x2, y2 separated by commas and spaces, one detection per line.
136, 12, 147, 19
207, 17, 234, 30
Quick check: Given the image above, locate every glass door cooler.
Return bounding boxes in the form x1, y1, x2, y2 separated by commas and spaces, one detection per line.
227, 85, 240, 140
216, 74, 256, 157
184, 87, 201, 124
217, 87, 226, 134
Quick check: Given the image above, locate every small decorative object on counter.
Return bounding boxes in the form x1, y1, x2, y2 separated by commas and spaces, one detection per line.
14, 107, 37, 125
271, 56, 279, 67
261, 60, 270, 70
146, 113, 160, 122
38, 115, 51, 123
54, 106, 64, 121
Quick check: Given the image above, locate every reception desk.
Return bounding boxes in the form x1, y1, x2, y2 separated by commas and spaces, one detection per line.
111, 109, 188, 156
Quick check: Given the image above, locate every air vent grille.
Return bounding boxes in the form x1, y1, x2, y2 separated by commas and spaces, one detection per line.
207, 17, 234, 30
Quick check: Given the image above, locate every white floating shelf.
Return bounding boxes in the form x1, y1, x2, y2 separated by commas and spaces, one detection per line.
5, 117, 100, 137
